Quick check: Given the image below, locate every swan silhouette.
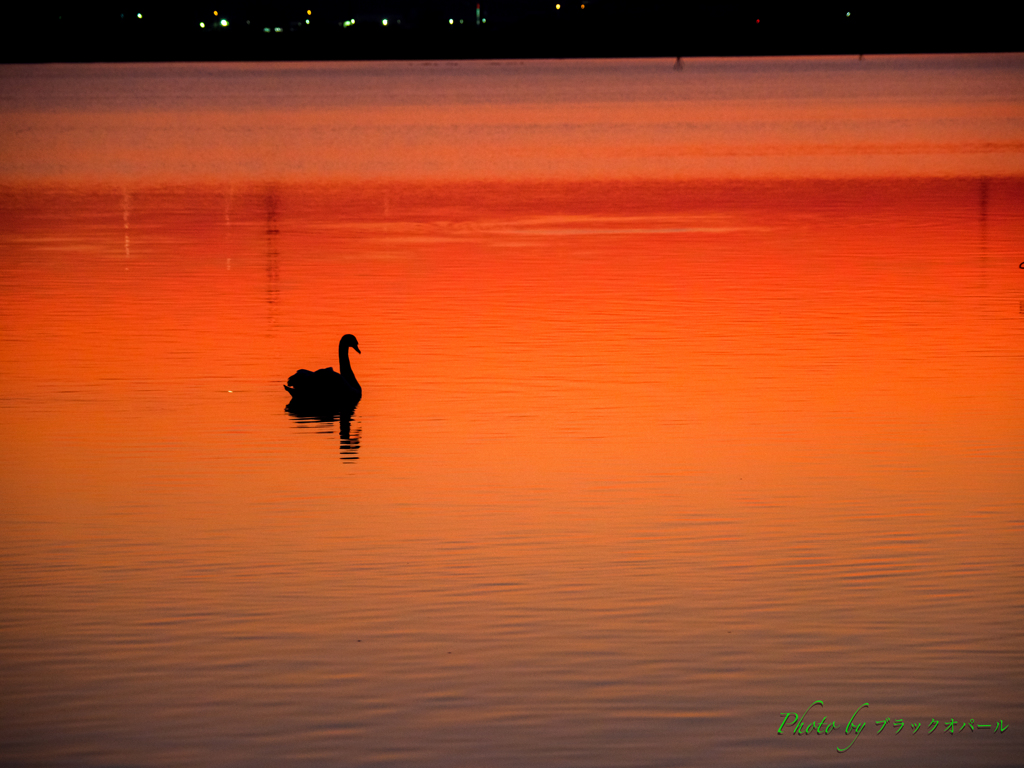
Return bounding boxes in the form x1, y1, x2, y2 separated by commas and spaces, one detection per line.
285, 334, 362, 411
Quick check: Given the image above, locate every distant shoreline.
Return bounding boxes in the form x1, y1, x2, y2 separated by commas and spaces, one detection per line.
4, 3, 1021, 64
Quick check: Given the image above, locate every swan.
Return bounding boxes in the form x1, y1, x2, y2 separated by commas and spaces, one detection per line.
285, 334, 362, 408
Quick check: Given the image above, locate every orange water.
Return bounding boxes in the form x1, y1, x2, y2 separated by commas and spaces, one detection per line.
1, 57, 1023, 768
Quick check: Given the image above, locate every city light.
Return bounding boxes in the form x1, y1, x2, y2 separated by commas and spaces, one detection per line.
24, 2, 880, 52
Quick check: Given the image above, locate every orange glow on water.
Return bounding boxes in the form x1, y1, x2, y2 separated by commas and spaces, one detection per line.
1, 58, 1022, 767
3, 178, 1020, 547
2, 177, 1022, 767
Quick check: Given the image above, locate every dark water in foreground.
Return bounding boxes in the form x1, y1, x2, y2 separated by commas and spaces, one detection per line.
1, 57, 1023, 767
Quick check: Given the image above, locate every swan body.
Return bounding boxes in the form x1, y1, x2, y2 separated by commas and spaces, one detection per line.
285, 334, 361, 410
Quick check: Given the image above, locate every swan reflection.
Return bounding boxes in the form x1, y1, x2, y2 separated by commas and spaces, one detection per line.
285, 399, 361, 462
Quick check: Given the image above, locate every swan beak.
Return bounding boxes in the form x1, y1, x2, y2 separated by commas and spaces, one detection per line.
353, 345, 361, 354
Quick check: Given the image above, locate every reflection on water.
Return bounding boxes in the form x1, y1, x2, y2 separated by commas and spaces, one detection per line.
1, 56, 1023, 768
286, 400, 361, 463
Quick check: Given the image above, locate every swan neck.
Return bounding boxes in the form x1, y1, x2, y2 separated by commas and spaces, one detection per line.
337, 341, 361, 398
338, 344, 357, 381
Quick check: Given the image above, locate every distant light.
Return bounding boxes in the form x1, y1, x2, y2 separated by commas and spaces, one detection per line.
580, 3, 585, 7
213, 10, 218, 16
264, 27, 271, 32
200, 21, 205, 28
307, 9, 312, 15
305, 19, 309, 24
220, 18, 228, 27
482, 18, 486, 22
846, 11, 851, 16
459, 19, 463, 23
343, 19, 352, 27
555, 3, 560, 7
756, 18, 760, 23
382, 18, 387, 25
136, 13, 142, 19
274, 27, 283, 32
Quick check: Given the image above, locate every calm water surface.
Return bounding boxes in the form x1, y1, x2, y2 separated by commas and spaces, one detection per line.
1, 56, 1023, 767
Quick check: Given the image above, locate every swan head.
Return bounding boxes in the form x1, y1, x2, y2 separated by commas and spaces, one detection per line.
341, 334, 361, 354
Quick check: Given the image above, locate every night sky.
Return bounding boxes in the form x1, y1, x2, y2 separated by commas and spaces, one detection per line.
4, 2, 1022, 62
